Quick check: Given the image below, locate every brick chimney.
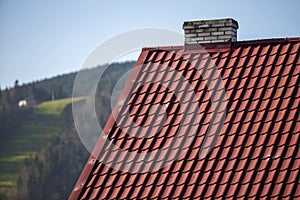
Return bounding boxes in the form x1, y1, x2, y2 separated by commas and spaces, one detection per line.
183, 18, 239, 44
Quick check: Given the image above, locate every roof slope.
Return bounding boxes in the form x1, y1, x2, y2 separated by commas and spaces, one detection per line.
70, 38, 300, 199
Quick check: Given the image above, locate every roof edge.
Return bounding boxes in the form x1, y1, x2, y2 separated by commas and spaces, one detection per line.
141, 37, 300, 52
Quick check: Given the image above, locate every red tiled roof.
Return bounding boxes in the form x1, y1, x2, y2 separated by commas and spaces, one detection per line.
70, 38, 300, 199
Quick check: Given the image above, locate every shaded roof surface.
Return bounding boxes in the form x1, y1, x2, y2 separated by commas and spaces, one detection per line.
70, 38, 300, 199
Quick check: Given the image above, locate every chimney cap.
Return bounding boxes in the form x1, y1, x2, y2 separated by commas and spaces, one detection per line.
183, 18, 239, 29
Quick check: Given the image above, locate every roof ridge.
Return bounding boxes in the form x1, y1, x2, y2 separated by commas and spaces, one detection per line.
233, 37, 300, 46
141, 37, 300, 53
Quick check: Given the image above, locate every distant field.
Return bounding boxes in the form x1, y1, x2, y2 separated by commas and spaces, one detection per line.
0, 98, 81, 194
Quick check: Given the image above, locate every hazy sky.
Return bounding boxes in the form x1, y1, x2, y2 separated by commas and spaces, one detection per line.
0, 0, 299, 88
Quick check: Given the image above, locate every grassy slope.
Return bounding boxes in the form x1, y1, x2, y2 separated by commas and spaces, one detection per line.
0, 98, 76, 194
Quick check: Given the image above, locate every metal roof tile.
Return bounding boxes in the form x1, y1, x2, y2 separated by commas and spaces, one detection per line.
69, 38, 300, 199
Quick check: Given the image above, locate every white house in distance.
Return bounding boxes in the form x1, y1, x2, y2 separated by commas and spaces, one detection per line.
18, 100, 27, 108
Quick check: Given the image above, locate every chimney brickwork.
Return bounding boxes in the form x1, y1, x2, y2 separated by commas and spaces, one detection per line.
183, 18, 239, 44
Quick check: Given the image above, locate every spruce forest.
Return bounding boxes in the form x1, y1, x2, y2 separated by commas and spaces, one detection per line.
0, 61, 135, 200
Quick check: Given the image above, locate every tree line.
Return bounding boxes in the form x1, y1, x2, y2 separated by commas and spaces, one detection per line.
0, 61, 135, 199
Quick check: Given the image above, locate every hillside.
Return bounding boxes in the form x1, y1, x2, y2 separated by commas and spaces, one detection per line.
0, 61, 135, 199
0, 98, 79, 198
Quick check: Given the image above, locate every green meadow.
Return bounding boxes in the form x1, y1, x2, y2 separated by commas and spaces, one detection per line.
0, 98, 77, 194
